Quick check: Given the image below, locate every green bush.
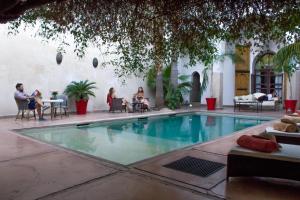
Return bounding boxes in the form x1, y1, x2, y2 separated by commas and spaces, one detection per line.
147, 65, 191, 110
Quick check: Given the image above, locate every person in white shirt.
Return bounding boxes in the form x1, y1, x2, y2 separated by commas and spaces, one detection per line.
14, 83, 45, 120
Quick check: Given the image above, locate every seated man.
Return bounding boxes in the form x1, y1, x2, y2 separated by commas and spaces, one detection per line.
14, 83, 45, 121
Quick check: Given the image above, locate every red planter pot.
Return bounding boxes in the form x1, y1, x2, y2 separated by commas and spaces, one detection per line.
76, 99, 88, 115
284, 99, 298, 113
206, 97, 217, 110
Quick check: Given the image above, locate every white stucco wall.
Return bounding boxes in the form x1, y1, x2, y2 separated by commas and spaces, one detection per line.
1, 23, 298, 116
0, 25, 153, 116
222, 42, 235, 106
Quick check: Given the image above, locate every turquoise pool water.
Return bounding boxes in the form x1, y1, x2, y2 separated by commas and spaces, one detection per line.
19, 113, 271, 165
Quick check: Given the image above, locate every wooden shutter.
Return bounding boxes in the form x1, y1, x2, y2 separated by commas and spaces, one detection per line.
235, 45, 250, 95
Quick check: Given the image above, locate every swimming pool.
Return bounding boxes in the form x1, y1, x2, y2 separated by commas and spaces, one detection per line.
19, 113, 271, 165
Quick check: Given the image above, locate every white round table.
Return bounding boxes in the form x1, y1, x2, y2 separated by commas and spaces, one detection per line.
42, 99, 64, 119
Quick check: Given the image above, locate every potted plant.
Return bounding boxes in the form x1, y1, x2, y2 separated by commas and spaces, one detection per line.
64, 80, 97, 114
204, 64, 217, 110
273, 42, 300, 113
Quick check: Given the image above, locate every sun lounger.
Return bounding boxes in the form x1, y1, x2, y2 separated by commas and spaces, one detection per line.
227, 144, 300, 181
265, 127, 300, 145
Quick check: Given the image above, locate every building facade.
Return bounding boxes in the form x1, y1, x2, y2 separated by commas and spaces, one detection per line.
0, 25, 299, 116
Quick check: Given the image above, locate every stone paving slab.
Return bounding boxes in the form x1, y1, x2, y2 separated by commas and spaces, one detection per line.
0, 131, 56, 162
134, 149, 226, 190
0, 150, 117, 200
40, 172, 215, 200
226, 177, 300, 200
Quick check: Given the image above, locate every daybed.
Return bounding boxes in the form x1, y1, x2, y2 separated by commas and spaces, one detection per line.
227, 143, 300, 181
265, 127, 300, 145
233, 93, 279, 112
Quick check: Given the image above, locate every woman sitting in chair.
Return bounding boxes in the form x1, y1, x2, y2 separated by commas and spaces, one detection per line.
106, 87, 115, 111
107, 87, 132, 112
134, 87, 149, 110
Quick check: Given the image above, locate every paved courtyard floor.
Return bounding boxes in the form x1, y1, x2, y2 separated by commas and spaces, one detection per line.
0, 107, 299, 200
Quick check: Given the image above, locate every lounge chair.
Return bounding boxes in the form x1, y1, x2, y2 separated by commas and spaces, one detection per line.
227, 143, 300, 181
265, 127, 300, 145
15, 97, 36, 120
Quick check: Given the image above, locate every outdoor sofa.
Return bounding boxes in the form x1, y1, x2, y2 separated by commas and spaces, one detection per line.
233, 93, 279, 112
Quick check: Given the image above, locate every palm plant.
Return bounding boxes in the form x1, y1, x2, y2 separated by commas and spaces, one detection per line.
273, 41, 300, 99
147, 65, 191, 109
64, 80, 97, 101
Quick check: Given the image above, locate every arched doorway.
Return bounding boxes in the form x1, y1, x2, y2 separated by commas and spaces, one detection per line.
190, 72, 201, 102
252, 52, 283, 97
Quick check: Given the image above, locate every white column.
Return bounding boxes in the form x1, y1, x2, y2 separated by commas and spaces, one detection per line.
212, 72, 223, 109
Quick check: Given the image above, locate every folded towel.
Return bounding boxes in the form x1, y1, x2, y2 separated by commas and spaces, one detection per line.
273, 122, 298, 133
284, 115, 300, 123
281, 118, 297, 125
237, 135, 279, 153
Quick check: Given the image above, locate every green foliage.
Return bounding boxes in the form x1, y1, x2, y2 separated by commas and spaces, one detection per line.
200, 66, 210, 97
5, 1, 300, 104
165, 86, 183, 110
273, 42, 300, 98
64, 80, 97, 101
146, 66, 157, 90
273, 41, 300, 79
147, 65, 191, 109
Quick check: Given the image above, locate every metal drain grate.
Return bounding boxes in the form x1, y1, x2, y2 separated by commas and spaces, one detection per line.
163, 156, 225, 177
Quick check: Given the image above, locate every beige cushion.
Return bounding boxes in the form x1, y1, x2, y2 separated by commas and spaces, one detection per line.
230, 143, 300, 163
265, 127, 300, 138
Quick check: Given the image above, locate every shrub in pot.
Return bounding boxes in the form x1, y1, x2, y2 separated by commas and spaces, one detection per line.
64, 80, 97, 114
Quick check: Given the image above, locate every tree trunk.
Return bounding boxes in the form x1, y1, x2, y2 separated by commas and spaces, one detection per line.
156, 70, 164, 108
170, 56, 178, 88
210, 65, 214, 97
154, 18, 164, 109
288, 75, 293, 99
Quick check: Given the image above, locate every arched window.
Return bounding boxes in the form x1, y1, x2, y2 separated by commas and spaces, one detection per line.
253, 53, 283, 97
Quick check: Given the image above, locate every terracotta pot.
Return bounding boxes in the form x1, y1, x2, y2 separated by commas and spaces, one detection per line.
76, 99, 88, 114
284, 99, 298, 113
206, 97, 217, 110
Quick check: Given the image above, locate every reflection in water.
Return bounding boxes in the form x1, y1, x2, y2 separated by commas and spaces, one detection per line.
132, 119, 149, 134
205, 115, 216, 126
191, 115, 200, 143
65, 128, 97, 152
106, 124, 127, 143
21, 114, 269, 165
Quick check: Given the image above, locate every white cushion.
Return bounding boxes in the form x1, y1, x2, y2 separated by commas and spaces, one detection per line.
241, 95, 254, 101
253, 92, 266, 99
262, 101, 275, 106
265, 127, 300, 137
230, 144, 300, 163
267, 94, 272, 101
